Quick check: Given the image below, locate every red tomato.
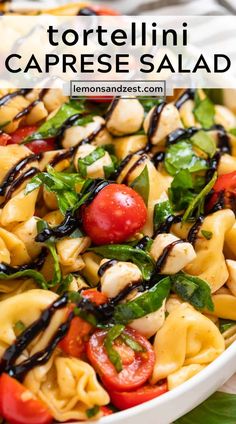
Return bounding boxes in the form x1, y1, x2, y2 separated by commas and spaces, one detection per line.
101, 406, 113, 416
206, 171, 236, 213
82, 184, 147, 245
0, 373, 52, 424
109, 383, 168, 410
0, 132, 11, 146
59, 306, 93, 358
8, 126, 56, 153
82, 289, 108, 305
90, 5, 119, 15
87, 327, 155, 392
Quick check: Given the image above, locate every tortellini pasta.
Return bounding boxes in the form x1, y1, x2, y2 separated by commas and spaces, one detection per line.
151, 303, 225, 386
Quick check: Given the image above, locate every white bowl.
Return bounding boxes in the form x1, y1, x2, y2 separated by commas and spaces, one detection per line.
88, 341, 236, 424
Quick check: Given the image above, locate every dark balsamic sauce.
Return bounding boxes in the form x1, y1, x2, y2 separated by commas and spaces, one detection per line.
213, 124, 232, 154
0, 153, 41, 196
55, 114, 82, 146
0, 247, 47, 275
148, 102, 165, 146
1, 167, 39, 206
154, 215, 182, 237
113, 153, 133, 179
123, 155, 147, 183
105, 97, 120, 121
187, 216, 204, 245
98, 259, 118, 277
135, 236, 151, 251
49, 148, 74, 167
0, 89, 32, 107
35, 210, 77, 242
155, 239, 185, 274
0, 293, 69, 380
77, 7, 97, 15
166, 127, 198, 145
152, 151, 165, 167
175, 88, 195, 110
205, 151, 221, 183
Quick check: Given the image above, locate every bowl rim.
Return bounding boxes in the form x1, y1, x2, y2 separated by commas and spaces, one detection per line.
95, 340, 236, 423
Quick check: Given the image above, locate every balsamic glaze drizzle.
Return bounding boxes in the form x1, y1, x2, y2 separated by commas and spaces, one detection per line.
0, 153, 41, 196
98, 259, 118, 277
77, 7, 97, 15
1, 167, 39, 206
0, 247, 47, 275
0, 89, 32, 107
152, 151, 165, 167
166, 127, 198, 145
35, 210, 77, 242
175, 88, 195, 110
187, 216, 204, 245
154, 215, 182, 237
155, 240, 185, 274
55, 114, 82, 146
105, 97, 120, 121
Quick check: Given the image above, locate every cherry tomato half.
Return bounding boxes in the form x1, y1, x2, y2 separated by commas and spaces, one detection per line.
59, 306, 92, 358
0, 132, 11, 146
8, 126, 56, 154
82, 289, 108, 305
87, 327, 155, 392
206, 171, 236, 213
109, 383, 168, 410
0, 373, 53, 424
82, 184, 147, 245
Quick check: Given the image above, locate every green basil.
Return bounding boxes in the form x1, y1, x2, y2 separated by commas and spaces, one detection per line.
193, 92, 215, 129
89, 244, 155, 280
165, 141, 208, 176
175, 392, 236, 424
104, 325, 125, 372
120, 333, 145, 352
14, 320, 26, 336
169, 169, 195, 212
86, 405, 100, 419
77, 147, 105, 178
153, 200, 173, 232
37, 220, 61, 288
139, 98, 163, 114
182, 172, 217, 221
114, 277, 171, 324
230, 128, 236, 136
24, 101, 92, 142
130, 165, 149, 205
171, 273, 214, 312
219, 318, 236, 333
191, 130, 216, 158
201, 230, 213, 240
25, 166, 84, 215
0, 269, 48, 289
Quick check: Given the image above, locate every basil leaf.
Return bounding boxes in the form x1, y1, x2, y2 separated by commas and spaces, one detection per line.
165, 141, 208, 176
14, 320, 26, 336
114, 277, 171, 324
130, 165, 149, 205
89, 244, 155, 280
219, 318, 236, 333
175, 392, 236, 424
230, 128, 236, 136
104, 325, 125, 372
193, 92, 215, 129
191, 130, 216, 158
0, 269, 48, 289
86, 405, 100, 419
182, 172, 217, 221
169, 169, 195, 212
153, 200, 173, 232
37, 220, 61, 287
25, 166, 83, 215
204, 89, 224, 105
171, 273, 214, 312
24, 101, 92, 141
139, 98, 163, 114
120, 333, 145, 352
201, 230, 213, 240
77, 147, 105, 178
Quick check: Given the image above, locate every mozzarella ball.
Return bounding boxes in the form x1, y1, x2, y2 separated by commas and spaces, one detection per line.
130, 300, 166, 338
106, 98, 144, 136
74, 144, 113, 179
100, 260, 142, 298
150, 233, 196, 274
143, 103, 183, 146
62, 116, 110, 149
